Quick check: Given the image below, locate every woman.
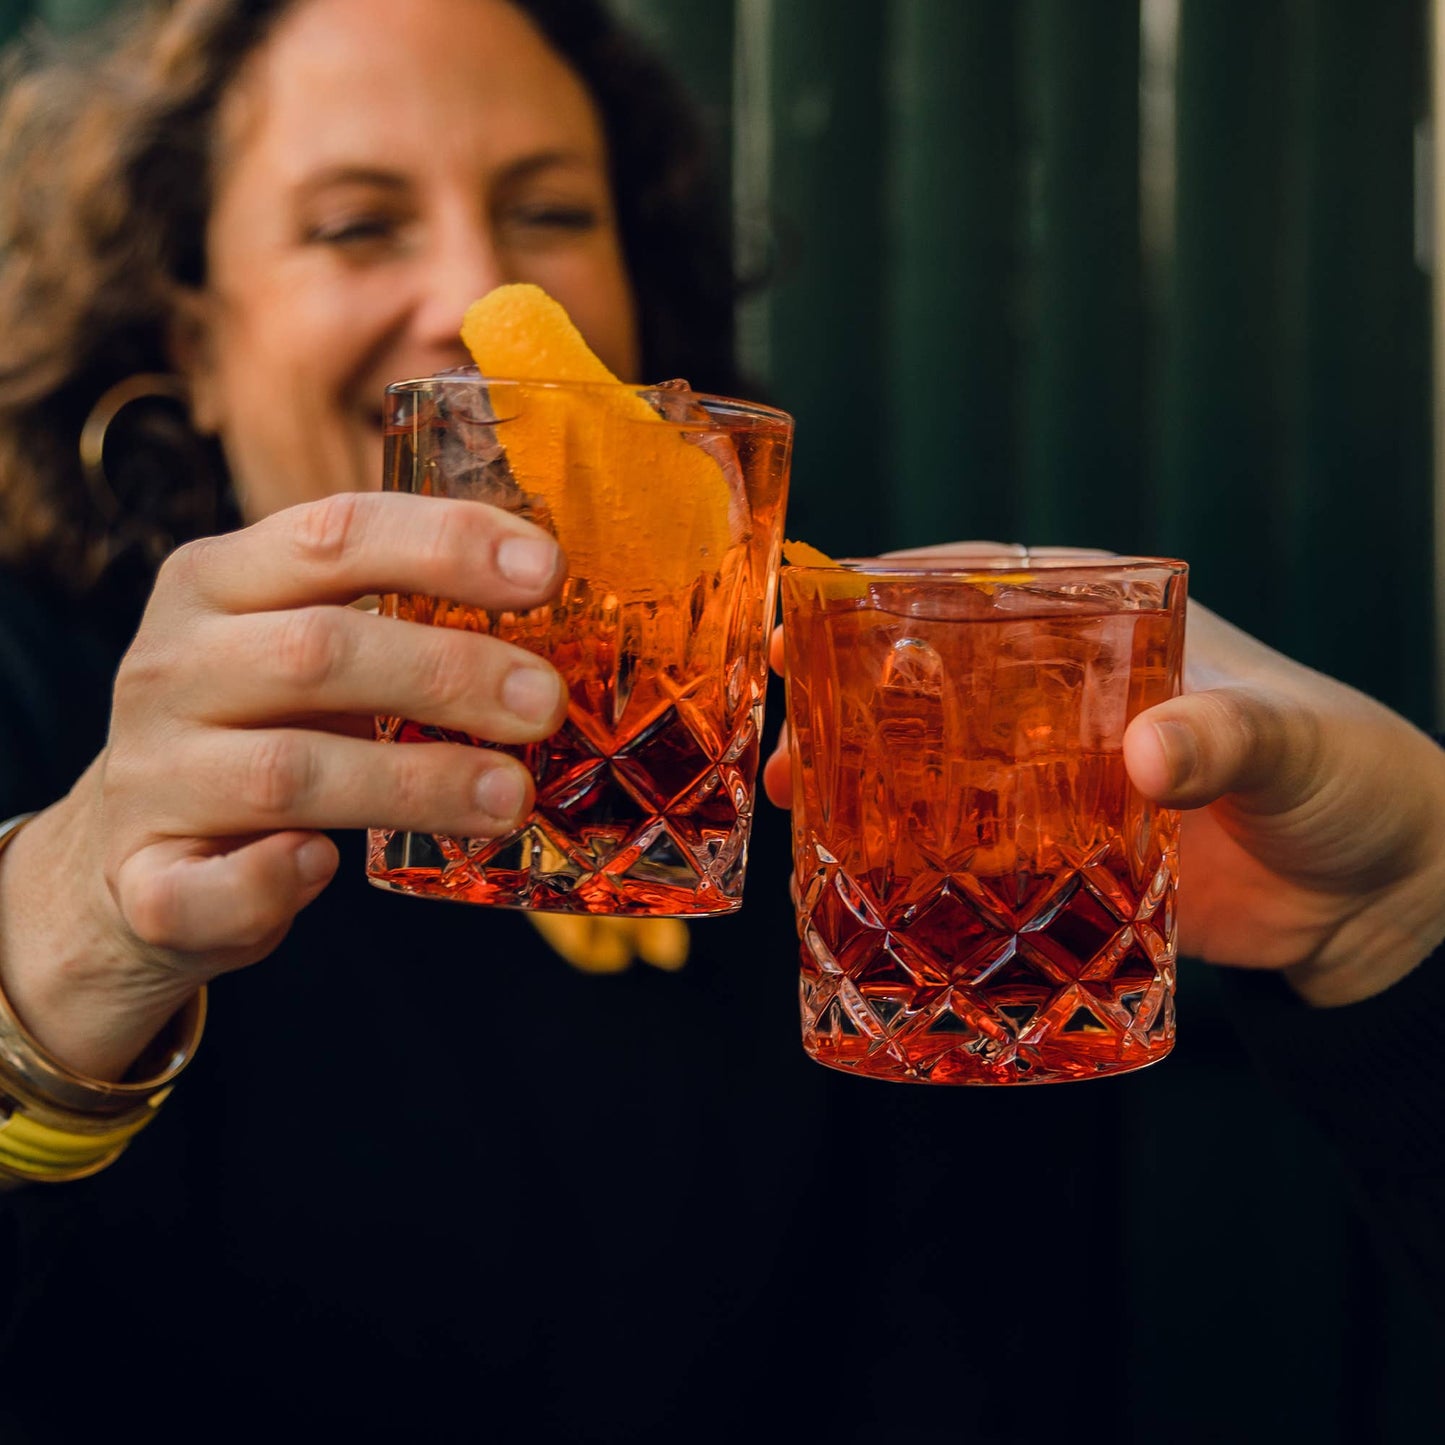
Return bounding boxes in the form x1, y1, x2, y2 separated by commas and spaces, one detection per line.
0, 1, 1440, 1441
0, 2, 827, 1438
0, 0, 733, 1084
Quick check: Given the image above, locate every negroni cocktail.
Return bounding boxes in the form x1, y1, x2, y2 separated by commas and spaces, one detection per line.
368, 370, 791, 915
781, 555, 1187, 1084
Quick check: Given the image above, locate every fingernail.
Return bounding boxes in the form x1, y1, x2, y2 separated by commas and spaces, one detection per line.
475, 766, 527, 823
497, 535, 560, 588
1153, 720, 1199, 789
296, 837, 335, 887
502, 663, 563, 726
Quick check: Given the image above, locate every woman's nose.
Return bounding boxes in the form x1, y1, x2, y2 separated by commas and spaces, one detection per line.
413, 221, 508, 350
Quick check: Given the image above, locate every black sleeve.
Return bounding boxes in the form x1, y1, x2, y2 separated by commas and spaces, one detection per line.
1221, 948, 1445, 1317
0, 568, 133, 816
0, 567, 137, 1343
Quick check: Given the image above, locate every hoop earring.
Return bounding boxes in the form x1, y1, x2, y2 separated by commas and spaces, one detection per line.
79, 372, 190, 522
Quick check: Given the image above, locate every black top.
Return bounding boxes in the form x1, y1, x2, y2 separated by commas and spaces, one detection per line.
0, 565, 1441, 1444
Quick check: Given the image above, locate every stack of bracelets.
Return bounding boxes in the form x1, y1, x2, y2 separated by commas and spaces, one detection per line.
0, 813, 206, 1184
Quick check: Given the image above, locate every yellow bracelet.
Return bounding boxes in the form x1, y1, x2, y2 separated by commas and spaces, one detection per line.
0, 1108, 159, 1182
0, 810, 206, 1183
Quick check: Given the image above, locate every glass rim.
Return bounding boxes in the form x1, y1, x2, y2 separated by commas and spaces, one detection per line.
384, 366, 793, 426
782, 554, 1188, 579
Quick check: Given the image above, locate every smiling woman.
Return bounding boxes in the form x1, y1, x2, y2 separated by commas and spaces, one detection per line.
3, 3, 1440, 1443
0, 0, 738, 593
182, 0, 640, 519
0, 2, 842, 1440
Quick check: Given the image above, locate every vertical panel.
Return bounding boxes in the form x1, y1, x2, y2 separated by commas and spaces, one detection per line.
1286, 0, 1432, 719
1019, 0, 1145, 551
888, 0, 1146, 554
1151, 18, 1350, 1438
732, 0, 772, 387
886, 0, 1021, 550
1162, 0, 1309, 641
757, 0, 887, 557
1165, 0, 1431, 716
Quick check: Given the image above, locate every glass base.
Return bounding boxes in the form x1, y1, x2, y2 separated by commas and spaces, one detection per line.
366, 825, 747, 918
801, 1030, 1175, 1085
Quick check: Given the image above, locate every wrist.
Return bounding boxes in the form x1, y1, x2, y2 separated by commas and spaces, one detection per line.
0, 797, 200, 1081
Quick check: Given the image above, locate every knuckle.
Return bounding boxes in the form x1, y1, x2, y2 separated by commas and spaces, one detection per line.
1215, 687, 1318, 793
415, 505, 470, 577
270, 608, 344, 690
415, 633, 475, 712
386, 746, 435, 820
238, 733, 314, 817
98, 742, 146, 810
1270, 697, 1323, 791
154, 535, 217, 595
291, 493, 365, 565
1230, 689, 1284, 764
113, 637, 169, 703
1201, 689, 1259, 752
113, 616, 196, 705
121, 869, 185, 950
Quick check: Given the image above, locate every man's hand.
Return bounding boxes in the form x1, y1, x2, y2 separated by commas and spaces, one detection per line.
763, 544, 1445, 1008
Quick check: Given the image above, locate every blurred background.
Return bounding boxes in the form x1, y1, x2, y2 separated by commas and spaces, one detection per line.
614, 0, 1436, 730
3, 0, 1440, 1436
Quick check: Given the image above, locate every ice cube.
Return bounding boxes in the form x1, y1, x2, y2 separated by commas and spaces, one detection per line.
875, 632, 963, 858
432, 378, 554, 531
644, 379, 749, 544
1078, 613, 1134, 749
879, 633, 947, 702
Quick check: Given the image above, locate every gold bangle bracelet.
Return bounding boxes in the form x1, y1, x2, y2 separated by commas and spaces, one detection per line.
0, 810, 206, 1182
0, 981, 206, 1121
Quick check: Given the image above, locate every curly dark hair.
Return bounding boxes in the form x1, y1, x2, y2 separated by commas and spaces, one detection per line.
0, 0, 739, 597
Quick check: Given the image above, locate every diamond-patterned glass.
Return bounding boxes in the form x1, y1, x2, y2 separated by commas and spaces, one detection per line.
783, 557, 1188, 1084
367, 374, 793, 917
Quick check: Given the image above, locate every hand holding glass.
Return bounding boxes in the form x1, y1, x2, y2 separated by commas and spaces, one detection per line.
368, 372, 792, 917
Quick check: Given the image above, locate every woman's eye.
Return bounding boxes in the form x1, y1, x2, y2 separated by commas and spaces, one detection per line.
506, 204, 600, 233
307, 215, 403, 250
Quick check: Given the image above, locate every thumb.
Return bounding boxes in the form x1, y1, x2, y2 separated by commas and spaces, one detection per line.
116, 829, 339, 957
1122, 686, 1320, 814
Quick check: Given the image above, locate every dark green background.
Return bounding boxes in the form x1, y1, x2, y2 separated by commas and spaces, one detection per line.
5, 0, 1440, 1437
616, 0, 1435, 729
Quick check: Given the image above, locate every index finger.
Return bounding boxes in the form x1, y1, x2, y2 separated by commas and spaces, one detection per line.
162, 492, 566, 615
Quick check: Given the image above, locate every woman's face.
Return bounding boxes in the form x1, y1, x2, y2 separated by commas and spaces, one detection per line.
176, 0, 640, 522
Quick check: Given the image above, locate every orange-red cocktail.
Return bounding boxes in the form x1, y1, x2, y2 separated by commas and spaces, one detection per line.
368, 373, 792, 916
782, 555, 1187, 1084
